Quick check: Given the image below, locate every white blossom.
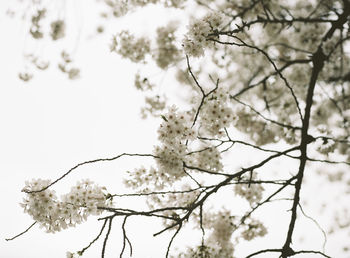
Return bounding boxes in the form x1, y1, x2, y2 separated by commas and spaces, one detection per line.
234, 174, 264, 206
111, 31, 150, 63
21, 179, 110, 233
183, 12, 225, 57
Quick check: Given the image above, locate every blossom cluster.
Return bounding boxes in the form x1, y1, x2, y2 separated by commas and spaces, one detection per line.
234, 174, 264, 206
147, 183, 201, 218
183, 12, 225, 57
199, 88, 235, 136
111, 31, 150, 63
186, 143, 223, 172
124, 166, 167, 190
125, 107, 198, 188
206, 210, 236, 250
154, 23, 180, 69
178, 210, 235, 258
21, 179, 110, 233
50, 20, 65, 40
105, 0, 129, 17
134, 73, 154, 91
29, 9, 46, 39
18, 72, 33, 82
235, 107, 278, 145
157, 106, 196, 144
58, 51, 80, 80
241, 218, 267, 241
140, 95, 166, 118
316, 138, 336, 155
153, 142, 187, 179
153, 107, 196, 179
28, 10, 66, 41
177, 210, 267, 257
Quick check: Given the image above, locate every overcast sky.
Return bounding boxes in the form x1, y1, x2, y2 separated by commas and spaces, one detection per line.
0, 2, 168, 257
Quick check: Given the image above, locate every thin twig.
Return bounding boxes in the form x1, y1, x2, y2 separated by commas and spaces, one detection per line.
23, 153, 156, 193
101, 218, 113, 258
5, 222, 37, 241
78, 220, 108, 256
298, 204, 327, 252
120, 216, 132, 258
165, 224, 182, 258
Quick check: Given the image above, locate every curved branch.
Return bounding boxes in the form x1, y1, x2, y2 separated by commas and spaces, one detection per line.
5, 222, 37, 241
23, 153, 156, 193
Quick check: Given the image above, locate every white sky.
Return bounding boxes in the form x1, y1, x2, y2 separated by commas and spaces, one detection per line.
0, 1, 349, 258
0, 1, 168, 257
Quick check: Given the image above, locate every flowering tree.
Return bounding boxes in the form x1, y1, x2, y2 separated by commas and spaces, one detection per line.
6, 0, 350, 257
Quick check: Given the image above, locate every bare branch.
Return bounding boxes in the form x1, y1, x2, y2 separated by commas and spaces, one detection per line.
78, 220, 108, 256
165, 224, 182, 258
101, 218, 113, 258
120, 216, 132, 258
5, 222, 37, 241
23, 153, 156, 193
